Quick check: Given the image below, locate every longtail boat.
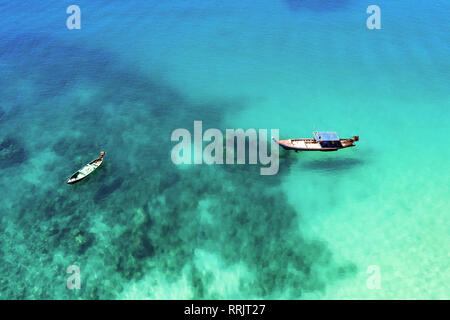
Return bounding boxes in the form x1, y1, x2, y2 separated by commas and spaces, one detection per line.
273, 131, 358, 152
67, 152, 105, 184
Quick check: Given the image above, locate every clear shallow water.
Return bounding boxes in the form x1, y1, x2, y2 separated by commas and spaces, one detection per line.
0, 0, 448, 299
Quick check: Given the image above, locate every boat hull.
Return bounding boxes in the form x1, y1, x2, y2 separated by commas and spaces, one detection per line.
67, 157, 103, 184
272, 137, 356, 152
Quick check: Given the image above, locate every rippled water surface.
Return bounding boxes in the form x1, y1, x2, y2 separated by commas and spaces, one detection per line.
0, 0, 448, 299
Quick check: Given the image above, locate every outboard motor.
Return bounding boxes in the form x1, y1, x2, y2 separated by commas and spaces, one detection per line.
353, 136, 359, 142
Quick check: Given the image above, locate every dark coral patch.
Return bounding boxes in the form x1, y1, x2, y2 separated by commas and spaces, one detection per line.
0, 136, 27, 168
0, 33, 357, 299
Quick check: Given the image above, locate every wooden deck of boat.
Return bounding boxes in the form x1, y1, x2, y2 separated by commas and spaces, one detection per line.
67, 153, 104, 184
290, 139, 322, 150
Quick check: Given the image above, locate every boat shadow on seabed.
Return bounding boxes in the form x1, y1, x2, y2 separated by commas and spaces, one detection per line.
300, 157, 364, 172
66, 153, 125, 204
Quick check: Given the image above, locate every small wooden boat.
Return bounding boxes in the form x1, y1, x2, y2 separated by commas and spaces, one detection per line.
273, 131, 358, 152
67, 152, 105, 184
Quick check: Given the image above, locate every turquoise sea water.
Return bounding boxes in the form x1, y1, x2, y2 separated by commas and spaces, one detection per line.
0, 0, 448, 299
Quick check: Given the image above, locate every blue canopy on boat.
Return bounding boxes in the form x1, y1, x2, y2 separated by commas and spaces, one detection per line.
314, 131, 340, 141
